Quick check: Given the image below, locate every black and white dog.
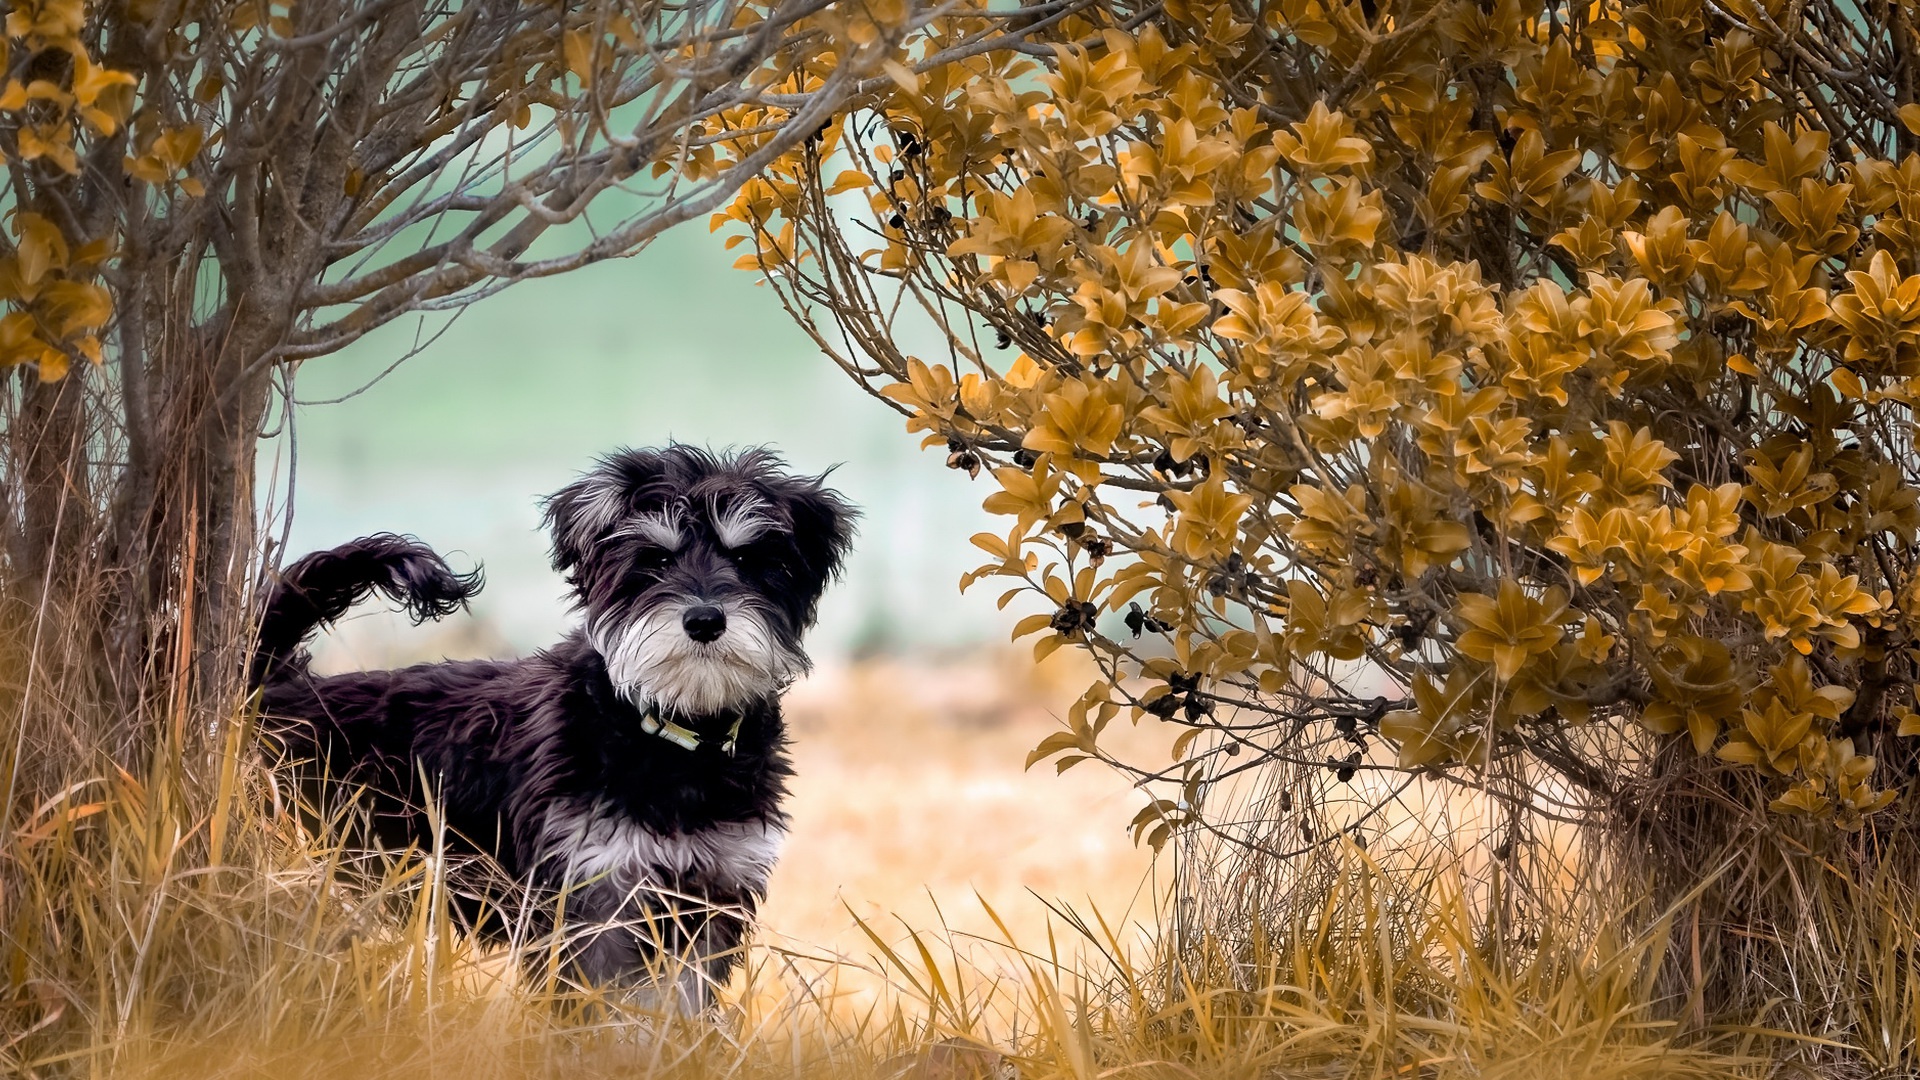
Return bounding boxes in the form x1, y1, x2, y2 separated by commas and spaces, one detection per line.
252, 445, 855, 1009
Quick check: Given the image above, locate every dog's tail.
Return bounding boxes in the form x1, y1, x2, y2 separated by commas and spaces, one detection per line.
251, 534, 483, 687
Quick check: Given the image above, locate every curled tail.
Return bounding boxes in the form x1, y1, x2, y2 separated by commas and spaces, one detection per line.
252, 534, 483, 686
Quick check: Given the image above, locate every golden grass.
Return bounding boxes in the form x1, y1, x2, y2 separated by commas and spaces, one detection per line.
24, 601, 1920, 1077
4, 798, 1763, 1080
1, 637, 1794, 1080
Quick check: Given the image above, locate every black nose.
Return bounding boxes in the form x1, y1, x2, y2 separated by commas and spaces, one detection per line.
682, 604, 726, 643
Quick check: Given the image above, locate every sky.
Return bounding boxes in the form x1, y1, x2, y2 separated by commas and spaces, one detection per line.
270, 218, 1011, 661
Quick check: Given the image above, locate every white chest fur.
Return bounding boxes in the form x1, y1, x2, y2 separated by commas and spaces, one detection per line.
538, 802, 786, 894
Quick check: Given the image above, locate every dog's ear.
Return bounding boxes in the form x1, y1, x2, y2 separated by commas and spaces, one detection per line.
542, 475, 616, 578
543, 450, 662, 577
783, 474, 858, 624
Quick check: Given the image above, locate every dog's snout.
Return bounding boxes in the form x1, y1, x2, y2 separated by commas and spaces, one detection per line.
682, 604, 727, 643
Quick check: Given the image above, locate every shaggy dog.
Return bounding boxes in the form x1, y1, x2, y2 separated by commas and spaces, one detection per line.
252, 445, 855, 1009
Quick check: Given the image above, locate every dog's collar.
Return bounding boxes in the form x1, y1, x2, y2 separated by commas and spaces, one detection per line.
638, 710, 744, 755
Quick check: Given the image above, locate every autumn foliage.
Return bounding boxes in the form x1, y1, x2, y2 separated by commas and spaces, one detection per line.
718, 0, 1920, 860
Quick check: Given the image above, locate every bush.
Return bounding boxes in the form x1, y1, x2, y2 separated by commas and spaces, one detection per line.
715, 0, 1920, 1045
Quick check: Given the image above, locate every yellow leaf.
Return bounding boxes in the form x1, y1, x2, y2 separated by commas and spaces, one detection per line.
1272, 100, 1371, 172
1011, 612, 1055, 640
1770, 780, 1831, 817
125, 154, 168, 184
882, 59, 921, 94
1166, 475, 1252, 560
1686, 709, 1719, 756
14, 213, 68, 288
1452, 581, 1568, 681
152, 125, 204, 171
40, 281, 111, 337
1026, 730, 1087, 770
35, 348, 69, 382
1032, 633, 1066, 662
825, 169, 870, 195
69, 52, 135, 110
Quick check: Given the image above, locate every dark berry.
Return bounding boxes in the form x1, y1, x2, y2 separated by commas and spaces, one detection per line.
1049, 600, 1098, 635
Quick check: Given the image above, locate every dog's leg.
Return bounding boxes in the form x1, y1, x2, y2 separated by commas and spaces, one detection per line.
556, 882, 753, 1016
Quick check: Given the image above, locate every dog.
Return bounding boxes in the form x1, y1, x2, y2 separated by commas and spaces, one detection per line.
251, 445, 855, 1010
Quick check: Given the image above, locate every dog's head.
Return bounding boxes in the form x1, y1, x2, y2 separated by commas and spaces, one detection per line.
543, 445, 856, 716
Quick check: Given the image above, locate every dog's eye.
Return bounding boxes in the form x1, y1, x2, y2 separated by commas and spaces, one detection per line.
633, 546, 673, 570
722, 536, 783, 570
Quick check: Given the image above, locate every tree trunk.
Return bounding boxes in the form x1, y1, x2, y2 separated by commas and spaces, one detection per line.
3, 296, 276, 794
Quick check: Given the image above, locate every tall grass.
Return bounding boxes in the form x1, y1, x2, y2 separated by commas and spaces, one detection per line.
0, 552, 1906, 1078
0, 698, 1766, 1079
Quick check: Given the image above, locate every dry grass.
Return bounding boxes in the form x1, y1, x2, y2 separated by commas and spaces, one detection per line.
0, 609, 1904, 1077
0, 621, 1786, 1080
1, 790, 1764, 1080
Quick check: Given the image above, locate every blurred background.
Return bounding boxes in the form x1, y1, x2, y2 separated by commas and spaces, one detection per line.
268, 222, 1162, 969
275, 223, 998, 659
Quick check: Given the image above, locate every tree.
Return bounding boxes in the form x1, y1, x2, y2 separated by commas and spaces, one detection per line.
725, 0, 1920, 1023
0, 0, 1035, 767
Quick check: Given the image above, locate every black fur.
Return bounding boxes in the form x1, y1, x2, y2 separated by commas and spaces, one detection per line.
254, 446, 855, 1006
251, 534, 483, 686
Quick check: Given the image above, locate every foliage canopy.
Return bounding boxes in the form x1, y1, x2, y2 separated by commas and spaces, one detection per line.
720, 0, 1920, 849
